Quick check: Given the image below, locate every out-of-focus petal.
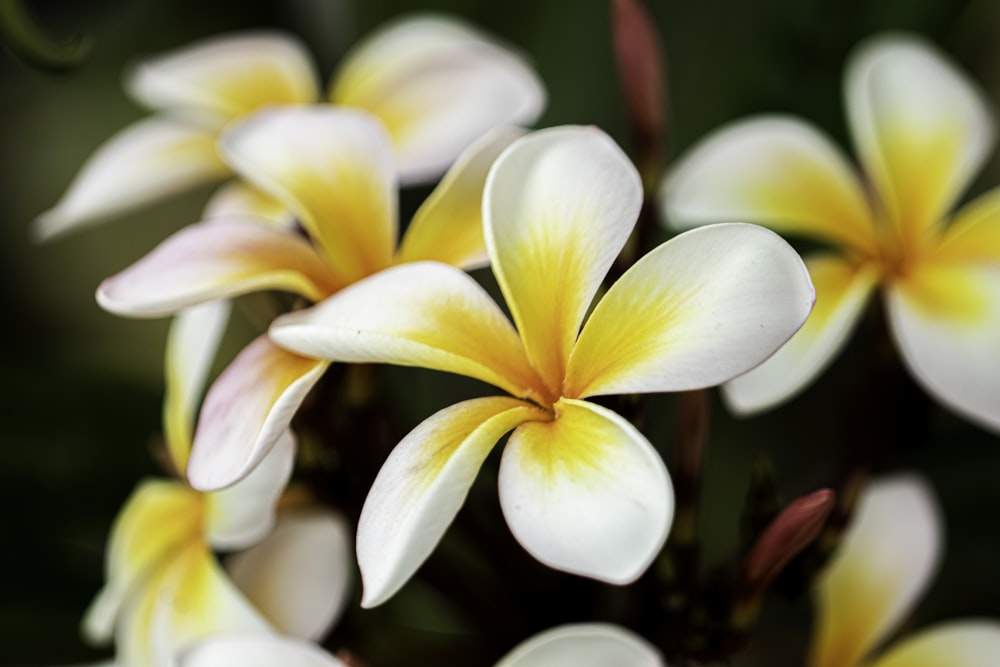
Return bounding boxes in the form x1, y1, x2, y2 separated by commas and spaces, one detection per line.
886, 260, 1000, 433
227, 509, 353, 640
660, 116, 876, 252
33, 117, 226, 240
495, 623, 664, 667
96, 219, 340, 317
201, 181, 295, 229
937, 186, 1000, 262
723, 254, 878, 414
869, 621, 1000, 667
221, 107, 396, 284
566, 224, 815, 399
203, 431, 296, 550
484, 126, 642, 393
127, 32, 318, 125
179, 635, 347, 667
845, 35, 994, 237
82, 480, 201, 645
270, 262, 543, 403
163, 300, 232, 471
117, 543, 271, 667
330, 15, 545, 184
187, 336, 327, 491
809, 475, 942, 667
499, 398, 673, 584
357, 397, 545, 608
396, 125, 525, 270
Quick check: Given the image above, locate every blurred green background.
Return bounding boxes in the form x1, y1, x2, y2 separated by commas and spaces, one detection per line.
2, 0, 1000, 664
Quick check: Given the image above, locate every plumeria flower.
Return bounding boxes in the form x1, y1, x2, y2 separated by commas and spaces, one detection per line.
177, 623, 663, 667
97, 107, 523, 491
661, 34, 1000, 431
808, 475, 1000, 667
84, 306, 351, 667
269, 125, 815, 605
35, 14, 545, 239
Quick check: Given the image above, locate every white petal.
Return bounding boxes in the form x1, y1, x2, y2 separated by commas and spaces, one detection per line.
201, 181, 295, 229
178, 634, 346, 667
227, 509, 353, 641
496, 623, 664, 667
34, 117, 226, 240
499, 398, 673, 584
869, 621, 1000, 667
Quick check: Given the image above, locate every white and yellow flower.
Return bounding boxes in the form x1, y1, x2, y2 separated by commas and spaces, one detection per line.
96, 107, 523, 491
661, 34, 1000, 431
36, 14, 545, 238
84, 306, 351, 667
268, 125, 815, 606
808, 475, 1000, 667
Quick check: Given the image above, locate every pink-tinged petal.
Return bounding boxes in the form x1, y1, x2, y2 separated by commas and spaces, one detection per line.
846, 35, 995, 238
97, 219, 340, 317
82, 480, 201, 645
358, 397, 545, 608
565, 223, 815, 399
661, 116, 876, 252
127, 32, 318, 125
330, 15, 545, 184
227, 509, 352, 640
201, 181, 295, 229
270, 262, 543, 403
117, 543, 271, 667
163, 301, 232, 472
886, 260, 1000, 433
809, 475, 942, 667
499, 398, 673, 584
723, 254, 878, 414
221, 107, 397, 284
937, 186, 1000, 262
33, 117, 226, 240
188, 336, 327, 491
485, 126, 643, 393
868, 621, 1000, 667
203, 431, 296, 550
396, 125, 525, 270
179, 635, 347, 667
496, 623, 664, 667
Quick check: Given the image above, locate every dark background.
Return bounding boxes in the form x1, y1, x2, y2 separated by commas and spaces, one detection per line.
2, 0, 999, 664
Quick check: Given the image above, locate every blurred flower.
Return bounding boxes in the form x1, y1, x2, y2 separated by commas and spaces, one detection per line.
662, 34, 1000, 432
83, 309, 350, 667
97, 108, 522, 491
269, 125, 815, 606
808, 475, 1000, 667
35, 14, 545, 239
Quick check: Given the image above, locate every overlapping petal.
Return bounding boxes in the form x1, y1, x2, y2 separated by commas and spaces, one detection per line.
937, 186, 1000, 262
330, 15, 545, 184
270, 262, 542, 402
96, 219, 340, 317
845, 35, 995, 238
201, 181, 295, 229
396, 125, 525, 269
33, 117, 226, 240
227, 509, 352, 640
178, 635, 347, 667
203, 431, 296, 550
565, 223, 815, 398
869, 621, 1000, 667
357, 397, 546, 608
187, 336, 327, 491
498, 398, 673, 585
661, 116, 876, 252
723, 254, 879, 413
163, 300, 232, 471
484, 126, 643, 391
127, 32, 318, 125
220, 107, 397, 284
885, 261, 1000, 432
496, 623, 664, 667
809, 476, 942, 667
